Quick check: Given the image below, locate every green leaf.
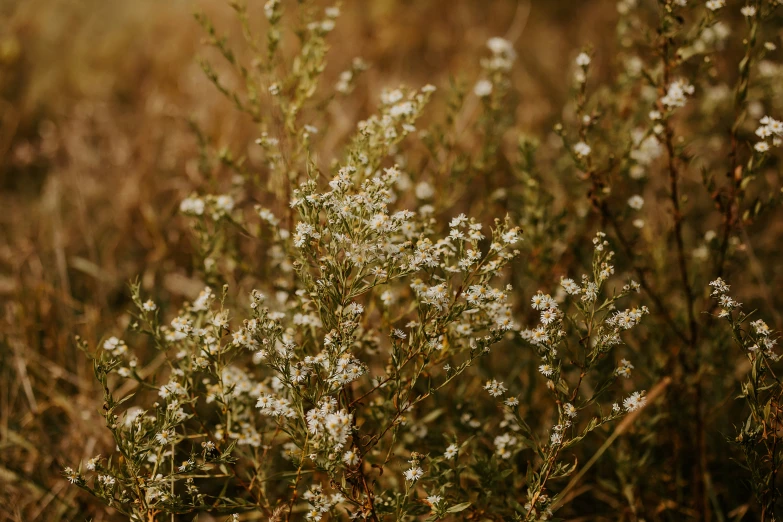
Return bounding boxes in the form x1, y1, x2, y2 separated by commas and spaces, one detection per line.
446, 502, 471, 513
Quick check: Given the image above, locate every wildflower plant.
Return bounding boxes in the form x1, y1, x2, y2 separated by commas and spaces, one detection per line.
710, 278, 783, 518
54, 0, 783, 520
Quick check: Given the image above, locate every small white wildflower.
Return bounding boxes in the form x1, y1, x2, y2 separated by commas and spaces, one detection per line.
661, 79, 695, 108
86, 455, 101, 471
616, 358, 634, 378
180, 196, 205, 215
709, 277, 730, 295
487, 37, 514, 56
573, 141, 591, 157
214, 194, 235, 214
64, 467, 80, 484
560, 277, 581, 295
751, 319, 771, 336
343, 448, 359, 466
392, 329, 407, 339
504, 397, 520, 407
474, 79, 493, 98
155, 429, 174, 445
623, 391, 647, 412
531, 292, 552, 310
627, 195, 644, 210
483, 379, 507, 397
415, 181, 435, 199
426, 494, 443, 506
540, 308, 558, 325
444, 443, 459, 459
575, 52, 591, 67
404, 466, 424, 482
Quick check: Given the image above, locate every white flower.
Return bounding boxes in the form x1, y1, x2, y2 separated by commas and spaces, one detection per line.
631, 133, 662, 166
539, 364, 554, 377
180, 196, 205, 215
380, 290, 396, 306
573, 141, 591, 157
404, 466, 424, 482
661, 79, 695, 108
504, 397, 520, 407
755, 141, 770, 153
575, 52, 591, 67
389, 101, 414, 118
343, 449, 359, 466
474, 79, 493, 98
264, 0, 279, 20
214, 194, 235, 214
751, 319, 771, 336
485, 36, 516, 70
531, 292, 556, 311
560, 277, 581, 295
540, 308, 557, 325
444, 443, 459, 459
142, 299, 157, 312
426, 494, 443, 506
415, 181, 435, 199
706, 0, 725, 11
493, 433, 518, 458
86, 455, 101, 471
563, 403, 577, 418
156, 429, 174, 445
487, 37, 514, 56
64, 466, 80, 484
483, 379, 507, 397
382, 88, 404, 105
709, 277, 730, 295
502, 227, 522, 244
741, 5, 756, 16
627, 195, 644, 210
623, 391, 647, 412
616, 358, 634, 378
102, 336, 127, 355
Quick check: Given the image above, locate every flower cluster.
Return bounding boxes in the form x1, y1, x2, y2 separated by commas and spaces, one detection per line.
754, 115, 783, 153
